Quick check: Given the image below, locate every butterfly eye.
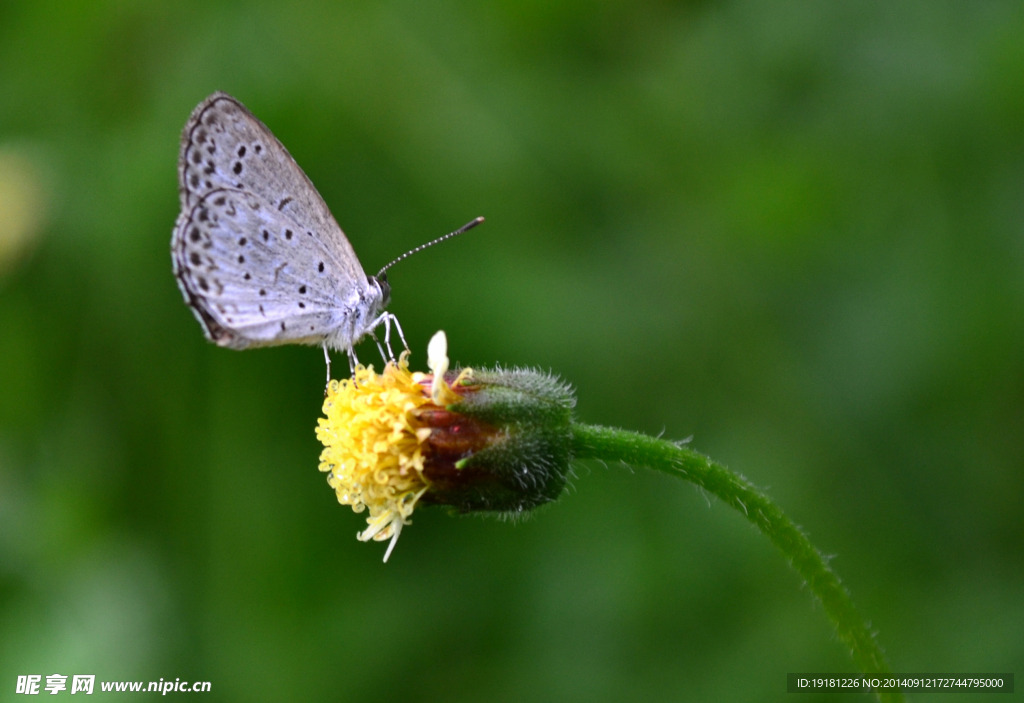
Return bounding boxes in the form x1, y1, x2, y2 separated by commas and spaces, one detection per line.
374, 273, 391, 307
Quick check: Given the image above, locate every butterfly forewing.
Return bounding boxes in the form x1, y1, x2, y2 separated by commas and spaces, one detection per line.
178, 92, 366, 286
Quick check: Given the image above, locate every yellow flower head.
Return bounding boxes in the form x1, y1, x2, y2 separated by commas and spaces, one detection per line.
316, 332, 470, 562
316, 331, 576, 562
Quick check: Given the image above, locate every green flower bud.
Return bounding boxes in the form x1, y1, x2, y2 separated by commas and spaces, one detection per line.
420, 367, 575, 514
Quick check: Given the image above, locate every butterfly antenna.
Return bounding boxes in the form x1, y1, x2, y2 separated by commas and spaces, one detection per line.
377, 217, 484, 276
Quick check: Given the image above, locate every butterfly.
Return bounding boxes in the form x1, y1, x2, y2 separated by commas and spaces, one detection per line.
172, 92, 418, 378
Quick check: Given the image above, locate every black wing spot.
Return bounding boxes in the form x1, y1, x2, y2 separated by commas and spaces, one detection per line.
318, 261, 324, 273
298, 285, 306, 294
190, 228, 201, 242
214, 196, 225, 206
205, 114, 217, 126
189, 174, 199, 188
195, 130, 207, 144
259, 289, 266, 296
285, 229, 293, 240
233, 162, 242, 175
278, 197, 293, 211
190, 252, 201, 266
298, 302, 306, 309
198, 277, 209, 292
262, 229, 269, 241
191, 150, 202, 164
237, 145, 246, 157
280, 322, 286, 331
197, 209, 208, 222
207, 145, 215, 155
205, 180, 212, 189
238, 255, 245, 264
307, 230, 313, 236
254, 144, 262, 153
238, 237, 247, 246
244, 273, 251, 280
259, 304, 265, 315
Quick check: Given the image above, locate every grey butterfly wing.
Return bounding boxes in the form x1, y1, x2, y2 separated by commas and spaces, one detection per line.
172, 188, 364, 349
177, 92, 366, 288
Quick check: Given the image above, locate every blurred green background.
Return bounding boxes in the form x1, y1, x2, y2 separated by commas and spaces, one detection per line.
1, 0, 1022, 700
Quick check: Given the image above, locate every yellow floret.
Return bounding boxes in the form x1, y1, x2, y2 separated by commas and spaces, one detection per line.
316, 353, 432, 562
316, 333, 473, 562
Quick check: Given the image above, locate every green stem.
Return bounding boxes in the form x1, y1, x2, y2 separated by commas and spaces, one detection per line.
570, 423, 902, 703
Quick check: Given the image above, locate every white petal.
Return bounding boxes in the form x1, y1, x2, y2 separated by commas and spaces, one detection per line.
427, 331, 449, 403
382, 520, 402, 562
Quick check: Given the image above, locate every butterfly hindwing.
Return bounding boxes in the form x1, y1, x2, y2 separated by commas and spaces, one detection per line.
172, 188, 363, 349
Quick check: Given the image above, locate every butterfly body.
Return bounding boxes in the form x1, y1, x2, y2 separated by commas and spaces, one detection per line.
171, 92, 389, 355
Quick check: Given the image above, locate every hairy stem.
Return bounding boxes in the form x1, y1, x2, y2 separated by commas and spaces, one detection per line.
570, 423, 901, 703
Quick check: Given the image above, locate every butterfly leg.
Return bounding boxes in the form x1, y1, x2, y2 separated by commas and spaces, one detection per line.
370, 312, 396, 360
369, 330, 388, 365
382, 314, 396, 360
387, 312, 409, 353
347, 346, 359, 376
323, 343, 332, 384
